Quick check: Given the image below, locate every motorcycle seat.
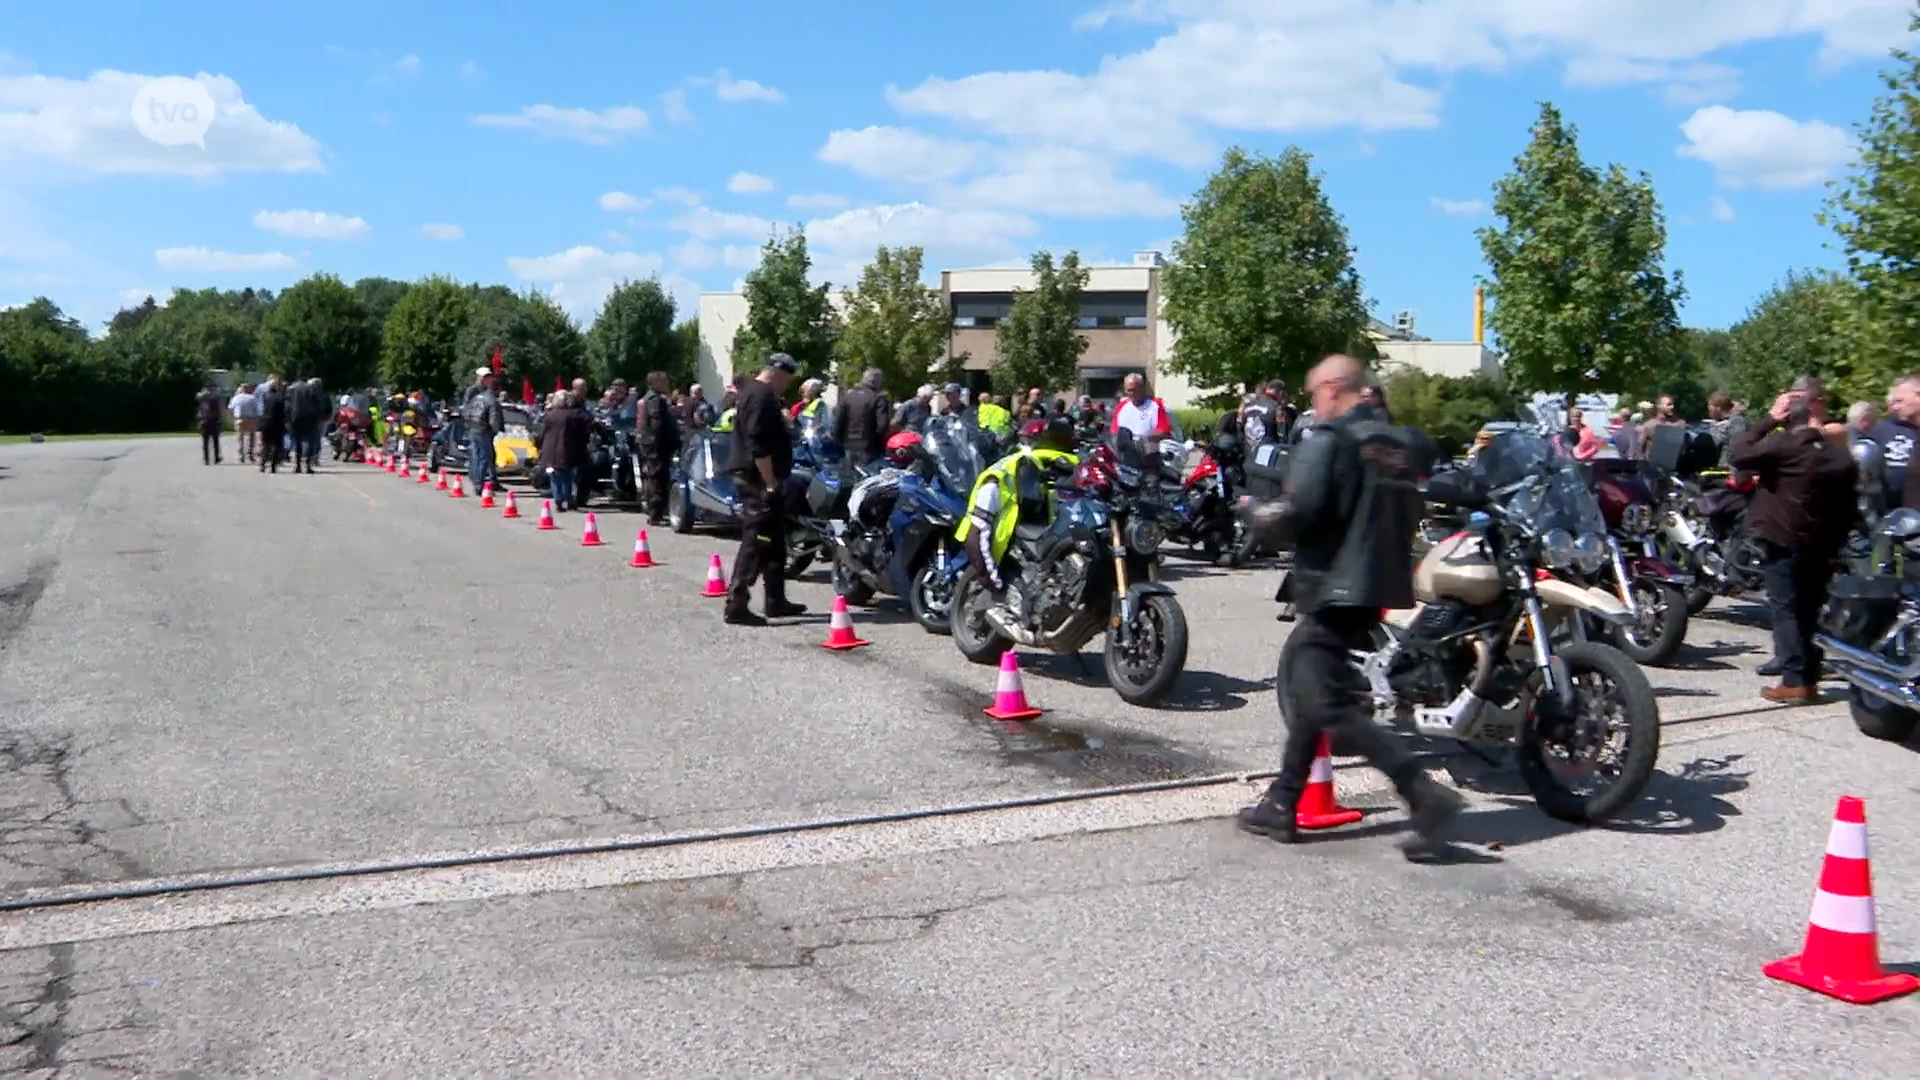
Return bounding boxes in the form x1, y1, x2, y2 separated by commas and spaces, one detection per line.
1013, 521, 1050, 543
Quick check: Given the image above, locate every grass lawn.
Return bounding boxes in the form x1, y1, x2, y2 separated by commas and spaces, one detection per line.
0, 431, 198, 445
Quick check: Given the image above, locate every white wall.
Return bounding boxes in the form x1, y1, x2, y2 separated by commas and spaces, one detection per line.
1375, 340, 1501, 380
696, 292, 749, 393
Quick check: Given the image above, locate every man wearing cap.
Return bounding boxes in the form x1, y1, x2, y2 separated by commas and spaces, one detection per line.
463, 368, 505, 490
726, 354, 808, 627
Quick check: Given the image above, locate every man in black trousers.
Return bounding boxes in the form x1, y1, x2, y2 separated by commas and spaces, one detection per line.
724, 354, 808, 627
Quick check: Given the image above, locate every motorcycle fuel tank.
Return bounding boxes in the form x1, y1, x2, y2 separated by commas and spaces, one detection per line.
1413, 531, 1503, 606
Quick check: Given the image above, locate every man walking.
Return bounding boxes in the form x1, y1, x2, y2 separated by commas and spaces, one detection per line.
289, 377, 329, 473
229, 382, 261, 464
1730, 385, 1858, 703
464, 369, 506, 490
724, 354, 808, 627
258, 378, 288, 474
194, 382, 224, 465
638, 370, 681, 525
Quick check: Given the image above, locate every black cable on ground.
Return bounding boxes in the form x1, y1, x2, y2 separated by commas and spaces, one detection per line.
0, 769, 1281, 914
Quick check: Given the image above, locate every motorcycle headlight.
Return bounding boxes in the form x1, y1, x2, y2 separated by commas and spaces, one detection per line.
1125, 517, 1164, 557
1573, 533, 1608, 574
1619, 503, 1654, 536
1541, 528, 1578, 570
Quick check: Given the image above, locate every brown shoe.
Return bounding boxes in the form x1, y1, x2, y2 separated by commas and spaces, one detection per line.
1761, 684, 1817, 705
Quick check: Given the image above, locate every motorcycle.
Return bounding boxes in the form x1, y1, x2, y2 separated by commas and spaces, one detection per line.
1662, 470, 1765, 614
1155, 434, 1254, 566
1576, 460, 1693, 666
1283, 429, 1661, 824
1815, 507, 1920, 743
828, 417, 980, 633
949, 432, 1191, 707
665, 427, 821, 579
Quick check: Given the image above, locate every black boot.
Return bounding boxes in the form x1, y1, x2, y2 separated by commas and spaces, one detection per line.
766, 599, 807, 619
1394, 768, 1464, 863
724, 605, 768, 627
1236, 781, 1301, 844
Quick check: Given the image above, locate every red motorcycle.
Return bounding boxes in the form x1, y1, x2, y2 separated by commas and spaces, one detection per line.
1575, 460, 1695, 666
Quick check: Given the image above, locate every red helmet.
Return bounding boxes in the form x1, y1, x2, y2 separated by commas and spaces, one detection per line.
885, 430, 923, 467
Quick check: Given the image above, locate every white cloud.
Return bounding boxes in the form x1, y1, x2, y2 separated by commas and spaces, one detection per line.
668, 205, 776, 241
727, 171, 775, 194
888, 1, 1914, 170
394, 54, 421, 77
661, 87, 693, 124
948, 145, 1178, 218
253, 209, 369, 240
461, 60, 485, 80
1709, 195, 1736, 222
469, 104, 648, 145
787, 192, 848, 210
803, 202, 1038, 285
672, 239, 762, 271
117, 286, 164, 306
605, 229, 632, 245
1430, 196, 1487, 217
653, 186, 701, 207
419, 222, 464, 241
818, 126, 988, 183
1677, 105, 1855, 190
505, 243, 701, 323
0, 69, 324, 176
710, 69, 785, 104
598, 190, 650, 212
154, 246, 297, 272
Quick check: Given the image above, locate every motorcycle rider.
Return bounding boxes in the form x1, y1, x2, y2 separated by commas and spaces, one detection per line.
834, 368, 892, 467
725, 354, 809, 627
955, 416, 1080, 599
638, 370, 681, 525
1236, 354, 1463, 859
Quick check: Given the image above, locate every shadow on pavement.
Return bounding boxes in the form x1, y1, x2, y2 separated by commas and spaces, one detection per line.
1154, 670, 1273, 713
1665, 641, 1759, 672
1429, 752, 1753, 852
1699, 602, 1770, 630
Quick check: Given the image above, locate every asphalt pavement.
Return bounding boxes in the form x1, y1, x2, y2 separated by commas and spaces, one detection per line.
1, 437, 1916, 1077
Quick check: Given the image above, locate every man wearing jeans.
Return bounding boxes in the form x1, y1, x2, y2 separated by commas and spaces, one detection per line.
464, 368, 505, 489
1729, 383, 1857, 703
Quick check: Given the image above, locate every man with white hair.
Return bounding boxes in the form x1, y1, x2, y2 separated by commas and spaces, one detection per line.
794, 378, 826, 426
1849, 399, 1887, 520
895, 384, 935, 433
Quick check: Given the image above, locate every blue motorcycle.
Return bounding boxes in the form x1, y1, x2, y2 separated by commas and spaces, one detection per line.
829, 416, 982, 633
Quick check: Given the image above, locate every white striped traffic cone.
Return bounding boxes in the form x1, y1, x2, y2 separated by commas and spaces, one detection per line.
1764, 796, 1918, 1004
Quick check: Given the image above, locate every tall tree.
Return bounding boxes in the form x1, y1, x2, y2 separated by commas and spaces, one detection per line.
991, 250, 1089, 397
380, 276, 473, 398
524, 291, 588, 392
258, 273, 379, 388
1161, 146, 1370, 393
739, 226, 838, 377
1380, 369, 1519, 455
671, 317, 701, 390
1478, 102, 1686, 394
834, 245, 946, 398
108, 296, 160, 336
0, 299, 89, 433
1822, 10, 1920, 391
586, 278, 679, 388
352, 276, 413, 335
1726, 271, 1859, 406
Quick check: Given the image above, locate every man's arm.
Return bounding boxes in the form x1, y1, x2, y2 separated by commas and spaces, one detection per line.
1729, 415, 1782, 471
747, 397, 781, 489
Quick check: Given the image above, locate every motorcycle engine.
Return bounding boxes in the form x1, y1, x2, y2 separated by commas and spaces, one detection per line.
1022, 552, 1088, 632
1388, 601, 1475, 706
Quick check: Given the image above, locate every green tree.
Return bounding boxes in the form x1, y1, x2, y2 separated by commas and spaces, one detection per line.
1380, 368, 1520, 455
1478, 102, 1686, 394
586, 278, 679, 388
352, 276, 413, 336
380, 276, 473, 398
834, 245, 946, 398
0, 298, 89, 433
1161, 146, 1370, 394
1725, 271, 1859, 406
524, 291, 587, 392
108, 296, 160, 336
258, 273, 379, 388
455, 286, 574, 395
740, 226, 838, 377
991, 250, 1089, 397
671, 317, 701, 389
1822, 10, 1920, 388
87, 319, 205, 433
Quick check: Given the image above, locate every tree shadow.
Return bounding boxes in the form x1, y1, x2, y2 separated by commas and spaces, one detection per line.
1154, 670, 1273, 713
1430, 752, 1753, 852
1699, 603, 1770, 630
1664, 641, 1758, 672
1157, 561, 1236, 584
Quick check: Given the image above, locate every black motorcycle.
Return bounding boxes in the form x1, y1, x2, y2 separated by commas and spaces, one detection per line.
1817, 507, 1920, 743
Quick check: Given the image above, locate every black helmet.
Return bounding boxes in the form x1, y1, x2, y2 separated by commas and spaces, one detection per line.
1036, 416, 1076, 453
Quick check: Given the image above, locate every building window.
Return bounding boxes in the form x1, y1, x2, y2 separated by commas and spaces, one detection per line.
1077, 290, 1150, 323
1076, 313, 1146, 330
952, 292, 1016, 323
1123, 315, 1149, 329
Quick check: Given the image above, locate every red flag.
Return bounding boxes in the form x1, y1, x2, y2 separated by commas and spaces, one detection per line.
521, 378, 534, 405
490, 346, 503, 375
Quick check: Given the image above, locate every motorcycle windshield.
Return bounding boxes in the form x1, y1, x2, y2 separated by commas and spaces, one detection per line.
1488, 434, 1606, 539
923, 417, 983, 493
796, 411, 843, 464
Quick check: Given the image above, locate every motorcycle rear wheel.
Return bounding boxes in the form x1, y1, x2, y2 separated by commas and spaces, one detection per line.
1608, 581, 1689, 667
668, 484, 694, 534
831, 554, 876, 606
1104, 594, 1189, 706
1515, 641, 1660, 824
1849, 688, 1920, 743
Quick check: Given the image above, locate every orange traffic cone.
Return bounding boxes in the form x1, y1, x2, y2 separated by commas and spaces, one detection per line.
535, 499, 557, 530
821, 595, 871, 651
1296, 733, 1364, 830
399, 458, 414, 481
502, 490, 521, 519
701, 554, 728, 597
629, 529, 657, 568
368, 449, 381, 467
434, 469, 448, 491
1765, 796, 1918, 1004
983, 650, 1043, 721
580, 511, 604, 546
478, 482, 495, 509
416, 463, 430, 484
386, 454, 398, 474
449, 475, 466, 499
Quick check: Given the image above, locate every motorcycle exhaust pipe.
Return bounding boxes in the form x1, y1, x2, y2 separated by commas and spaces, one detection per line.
1831, 664, 1920, 712
1817, 634, 1920, 683
983, 606, 1039, 647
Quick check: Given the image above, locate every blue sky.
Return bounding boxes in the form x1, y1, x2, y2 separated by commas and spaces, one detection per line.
0, 0, 1909, 342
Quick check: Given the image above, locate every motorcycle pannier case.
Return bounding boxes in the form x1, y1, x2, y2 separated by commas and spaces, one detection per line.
1823, 573, 1901, 643
1243, 442, 1289, 499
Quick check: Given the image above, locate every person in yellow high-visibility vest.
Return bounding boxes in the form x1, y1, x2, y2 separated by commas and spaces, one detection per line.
975, 393, 1013, 437
954, 416, 1079, 590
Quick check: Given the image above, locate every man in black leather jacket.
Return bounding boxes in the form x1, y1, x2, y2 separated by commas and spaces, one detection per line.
1237, 354, 1464, 859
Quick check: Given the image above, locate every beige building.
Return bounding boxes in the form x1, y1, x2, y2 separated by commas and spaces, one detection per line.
696, 256, 1499, 407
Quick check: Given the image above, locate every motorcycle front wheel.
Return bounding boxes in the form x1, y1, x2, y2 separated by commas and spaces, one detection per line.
1608, 580, 1689, 667
1515, 640, 1660, 824
908, 557, 954, 635
1104, 593, 1190, 706
950, 569, 1013, 665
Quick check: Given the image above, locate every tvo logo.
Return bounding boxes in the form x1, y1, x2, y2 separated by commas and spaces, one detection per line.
131, 76, 216, 148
